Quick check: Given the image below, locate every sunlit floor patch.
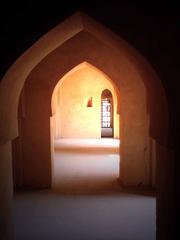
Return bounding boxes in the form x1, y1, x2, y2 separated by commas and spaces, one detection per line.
54, 138, 120, 149
52, 138, 120, 192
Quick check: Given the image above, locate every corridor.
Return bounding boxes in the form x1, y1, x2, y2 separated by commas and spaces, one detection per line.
14, 139, 156, 240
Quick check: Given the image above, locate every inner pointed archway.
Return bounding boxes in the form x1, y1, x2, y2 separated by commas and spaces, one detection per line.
51, 62, 120, 191
51, 62, 120, 139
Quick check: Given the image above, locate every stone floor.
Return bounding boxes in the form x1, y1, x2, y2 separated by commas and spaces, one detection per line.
52, 138, 120, 192
14, 138, 156, 240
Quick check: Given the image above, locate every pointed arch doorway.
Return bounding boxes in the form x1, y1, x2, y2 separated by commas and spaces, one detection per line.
0, 12, 172, 240
50, 62, 120, 190
51, 63, 119, 140
4, 11, 169, 194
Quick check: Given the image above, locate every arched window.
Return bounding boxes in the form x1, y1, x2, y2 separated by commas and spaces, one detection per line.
101, 89, 113, 137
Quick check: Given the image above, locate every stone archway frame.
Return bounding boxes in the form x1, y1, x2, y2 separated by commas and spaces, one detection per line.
0, 12, 169, 188
51, 62, 120, 139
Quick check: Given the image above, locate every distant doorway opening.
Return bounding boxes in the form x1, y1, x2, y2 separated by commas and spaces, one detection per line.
50, 63, 120, 189
101, 89, 113, 138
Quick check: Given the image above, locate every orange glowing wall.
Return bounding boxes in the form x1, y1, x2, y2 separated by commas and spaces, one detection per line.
52, 64, 119, 139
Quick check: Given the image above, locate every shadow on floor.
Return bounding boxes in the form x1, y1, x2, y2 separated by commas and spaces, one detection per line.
15, 178, 156, 197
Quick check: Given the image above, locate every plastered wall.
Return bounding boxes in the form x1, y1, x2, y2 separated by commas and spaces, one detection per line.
52, 64, 119, 139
